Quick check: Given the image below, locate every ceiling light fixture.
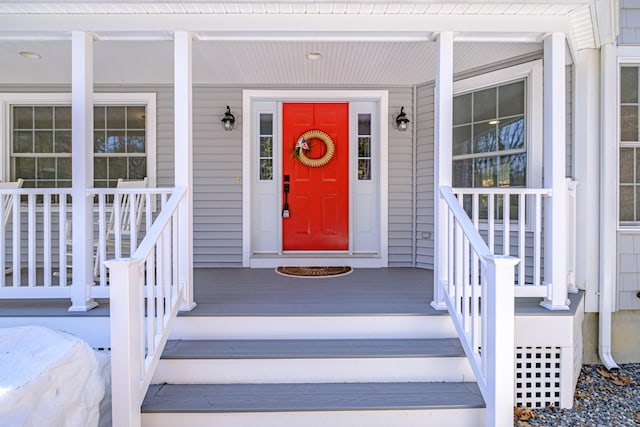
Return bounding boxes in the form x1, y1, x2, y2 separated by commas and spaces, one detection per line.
19, 51, 42, 60
305, 51, 323, 61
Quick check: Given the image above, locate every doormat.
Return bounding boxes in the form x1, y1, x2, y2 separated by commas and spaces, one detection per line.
275, 266, 353, 278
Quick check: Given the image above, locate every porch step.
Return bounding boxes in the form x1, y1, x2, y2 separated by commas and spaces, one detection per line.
141, 382, 485, 427
152, 338, 475, 384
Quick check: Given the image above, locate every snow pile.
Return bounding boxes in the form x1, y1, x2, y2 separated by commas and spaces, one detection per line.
0, 326, 106, 427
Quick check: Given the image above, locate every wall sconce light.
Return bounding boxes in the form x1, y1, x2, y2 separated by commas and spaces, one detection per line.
395, 107, 410, 132
221, 106, 236, 131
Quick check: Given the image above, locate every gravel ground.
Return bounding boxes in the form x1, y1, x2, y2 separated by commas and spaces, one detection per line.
515, 364, 640, 426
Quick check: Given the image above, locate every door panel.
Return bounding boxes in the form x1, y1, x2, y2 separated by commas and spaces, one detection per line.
282, 103, 349, 251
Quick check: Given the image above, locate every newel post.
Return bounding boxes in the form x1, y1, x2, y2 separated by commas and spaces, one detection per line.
485, 255, 519, 427
106, 258, 144, 427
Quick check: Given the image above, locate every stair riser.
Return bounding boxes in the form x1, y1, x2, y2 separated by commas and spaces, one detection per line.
152, 357, 475, 384
171, 315, 456, 340
142, 408, 486, 427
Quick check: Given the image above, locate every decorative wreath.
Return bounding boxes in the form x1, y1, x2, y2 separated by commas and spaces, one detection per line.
293, 129, 335, 168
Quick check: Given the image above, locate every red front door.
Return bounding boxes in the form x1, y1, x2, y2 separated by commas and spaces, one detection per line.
282, 103, 349, 251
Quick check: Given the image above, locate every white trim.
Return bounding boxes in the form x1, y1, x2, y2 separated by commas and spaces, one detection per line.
0, 92, 157, 191
242, 90, 389, 268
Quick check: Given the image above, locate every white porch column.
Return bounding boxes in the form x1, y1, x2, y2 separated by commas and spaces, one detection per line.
573, 48, 601, 313
432, 31, 453, 310
174, 31, 196, 311
541, 33, 569, 310
69, 31, 98, 312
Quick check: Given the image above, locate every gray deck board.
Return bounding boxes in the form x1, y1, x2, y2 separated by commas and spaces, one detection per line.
162, 338, 464, 359
0, 268, 584, 317
142, 382, 485, 413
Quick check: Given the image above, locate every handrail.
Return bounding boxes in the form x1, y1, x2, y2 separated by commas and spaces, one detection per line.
440, 185, 519, 427
106, 185, 187, 427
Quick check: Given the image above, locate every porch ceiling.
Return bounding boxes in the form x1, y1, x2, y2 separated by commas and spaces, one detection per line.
0, 0, 604, 86
0, 38, 543, 86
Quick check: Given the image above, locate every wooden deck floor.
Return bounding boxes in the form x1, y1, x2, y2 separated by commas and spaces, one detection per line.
187, 268, 438, 317
0, 267, 582, 317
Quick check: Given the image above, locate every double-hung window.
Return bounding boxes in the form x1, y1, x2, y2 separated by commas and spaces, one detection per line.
2, 93, 156, 190
451, 61, 542, 220
620, 66, 640, 227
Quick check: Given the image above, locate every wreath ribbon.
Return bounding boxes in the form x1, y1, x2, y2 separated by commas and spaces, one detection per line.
294, 129, 335, 168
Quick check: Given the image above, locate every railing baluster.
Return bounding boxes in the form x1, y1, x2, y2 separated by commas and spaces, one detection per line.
502, 194, 510, 257
59, 196, 68, 287
28, 193, 36, 287
44, 194, 52, 287
518, 193, 526, 286
130, 191, 138, 255
162, 223, 172, 319
448, 209, 454, 296
12, 194, 20, 288
114, 193, 122, 259
172, 209, 179, 304
0, 194, 5, 288
156, 233, 165, 335
534, 193, 542, 286
471, 194, 480, 352
98, 194, 107, 287
488, 193, 495, 253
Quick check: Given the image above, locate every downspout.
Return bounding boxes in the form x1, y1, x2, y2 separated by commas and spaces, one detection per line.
599, 42, 619, 370
412, 85, 418, 267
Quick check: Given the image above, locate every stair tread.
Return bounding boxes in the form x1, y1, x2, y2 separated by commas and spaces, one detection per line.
162, 338, 464, 359
142, 382, 484, 413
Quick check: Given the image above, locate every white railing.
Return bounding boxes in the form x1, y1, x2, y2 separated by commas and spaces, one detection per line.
0, 188, 73, 297
451, 187, 552, 297
440, 185, 519, 427
106, 186, 187, 427
89, 187, 175, 294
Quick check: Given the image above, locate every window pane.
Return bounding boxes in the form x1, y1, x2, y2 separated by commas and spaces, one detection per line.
621, 67, 639, 104
620, 185, 635, 221
358, 159, 371, 180
55, 131, 71, 153
13, 106, 32, 129
13, 131, 33, 153
106, 106, 126, 129
127, 106, 146, 129
38, 158, 56, 179
453, 94, 471, 125
128, 157, 147, 179
34, 106, 53, 129
109, 157, 127, 179
15, 158, 35, 179
35, 131, 53, 153
58, 158, 71, 179
55, 107, 71, 129
94, 157, 107, 179
260, 137, 273, 157
453, 159, 473, 187
260, 114, 273, 135
259, 159, 273, 180
474, 157, 496, 187
620, 147, 635, 183
106, 131, 126, 153
94, 106, 106, 129
453, 126, 471, 156
621, 105, 639, 141
94, 131, 106, 153
358, 137, 371, 158
473, 121, 497, 154
498, 81, 525, 117
127, 131, 145, 153
498, 153, 526, 187
498, 116, 525, 150
473, 88, 496, 122
358, 114, 371, 135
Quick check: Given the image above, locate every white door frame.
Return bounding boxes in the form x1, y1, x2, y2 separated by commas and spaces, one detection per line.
242, 90, 389, 268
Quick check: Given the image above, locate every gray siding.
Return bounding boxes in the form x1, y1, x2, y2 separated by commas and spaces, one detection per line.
620, 1, 640, 45
415, 83, 435, 269
388, 88, 415, 267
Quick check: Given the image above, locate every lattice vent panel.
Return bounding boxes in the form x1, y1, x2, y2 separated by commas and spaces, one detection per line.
515, 346, 561, 408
